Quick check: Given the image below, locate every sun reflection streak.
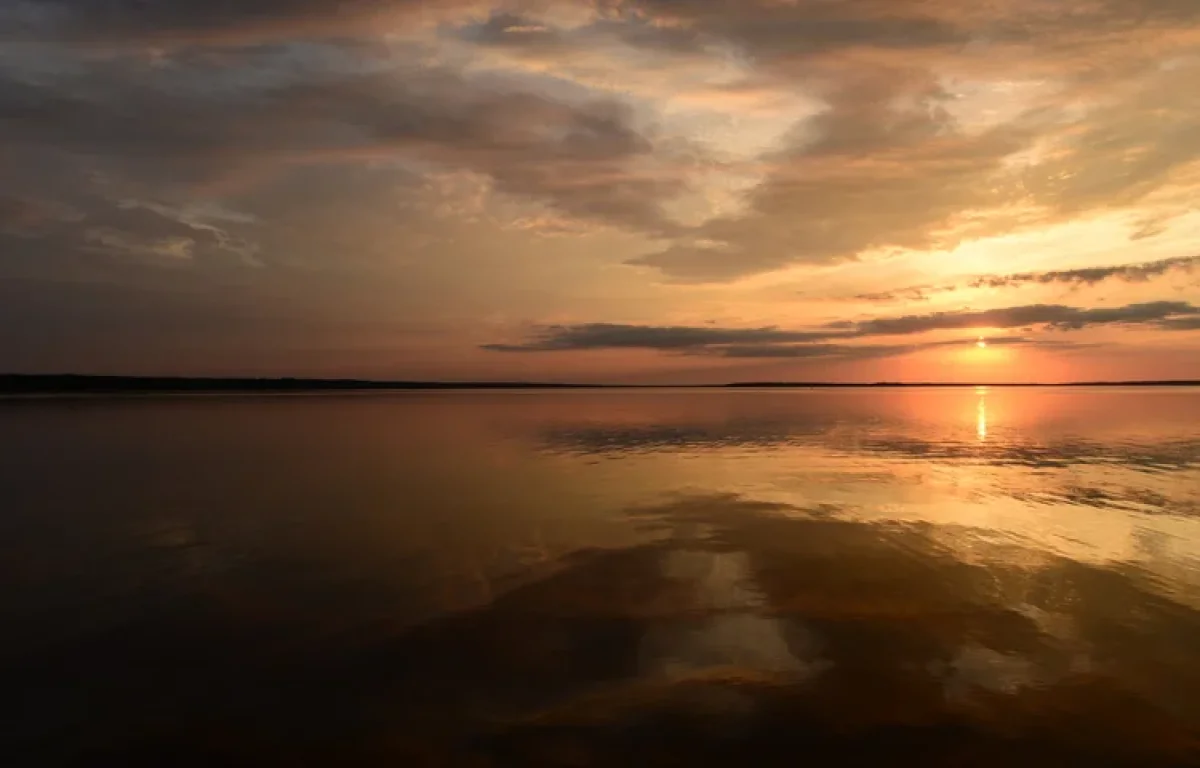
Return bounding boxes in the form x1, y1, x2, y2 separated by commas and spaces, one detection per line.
976, 386, 988, 442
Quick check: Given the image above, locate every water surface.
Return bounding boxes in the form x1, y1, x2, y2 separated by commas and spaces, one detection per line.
4, 387, 1200, 765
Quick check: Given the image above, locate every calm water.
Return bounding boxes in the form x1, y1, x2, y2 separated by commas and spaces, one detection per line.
4, 387, 1200, 766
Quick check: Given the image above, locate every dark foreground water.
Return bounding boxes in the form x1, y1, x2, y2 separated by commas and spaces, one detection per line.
4, 387, 1200, 766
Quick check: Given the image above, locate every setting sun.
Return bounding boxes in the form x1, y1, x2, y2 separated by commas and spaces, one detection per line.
951, 333, 1017, 374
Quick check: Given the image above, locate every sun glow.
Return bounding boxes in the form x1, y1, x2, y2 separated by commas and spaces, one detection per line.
950, 333, 1014, 373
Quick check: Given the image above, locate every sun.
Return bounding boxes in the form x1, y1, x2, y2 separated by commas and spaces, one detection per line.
955, 333, 1010, 368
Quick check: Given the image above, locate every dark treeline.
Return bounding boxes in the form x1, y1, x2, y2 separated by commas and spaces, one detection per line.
2, 374, 1199, 394
0, 374, 590, 394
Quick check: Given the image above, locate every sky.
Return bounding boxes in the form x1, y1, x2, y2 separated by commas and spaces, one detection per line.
1, 0, 1199, 383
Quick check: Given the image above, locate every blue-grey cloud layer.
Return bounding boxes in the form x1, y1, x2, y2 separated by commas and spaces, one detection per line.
485, 301, 1200, 358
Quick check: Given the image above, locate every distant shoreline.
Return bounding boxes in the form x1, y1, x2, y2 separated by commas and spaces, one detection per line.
2, 374, 1198, 395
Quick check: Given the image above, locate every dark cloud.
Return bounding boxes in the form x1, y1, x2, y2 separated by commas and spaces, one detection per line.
0, 186, 257, 277
598, 0, 968, 59
462, 11, 564, 48
851, 255, 1200, 304
969, 255, 1200, 289
18, 0, 1196, 52
0, 0, 485, 45
700, 343, 872, 359
487, 332, 1072, 360
0, 57, 687, 237
853, 287, 935, 303
481, 323, 844, 352
0, 195, 78, 236
850, 301, 1199, 335
705, 336, 1045, 360
1160, 316, 1200, 332
484, 301, 1200, 357
602, 0, 1200, 59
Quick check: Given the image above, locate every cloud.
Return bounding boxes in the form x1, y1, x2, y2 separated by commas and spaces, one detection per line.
481, 323, 844, 351
701, 336, 1049, 360
0, 0, 494, 45
462, 12, 565, 48
598, 0, 970, 58
484, 301, 1200, 356
596, 0, 1200, 280
852, 255, 1200, 304
850, 301, 1199, 335
486, 332, 1071, 360
2, 0, 1200, 379
1160, 316, 1200, 332
0, 186, 257, 272
969, 255, 1200, 289
0, 55, 694, 241
852, 287, 937, 303
0, 195, 79, 236
6, 0, 1200, 286
600, 0, 1200, 67
629, 68, 1038, 281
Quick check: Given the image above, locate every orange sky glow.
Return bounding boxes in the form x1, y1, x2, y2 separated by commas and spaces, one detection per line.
1, 0, 1199, 382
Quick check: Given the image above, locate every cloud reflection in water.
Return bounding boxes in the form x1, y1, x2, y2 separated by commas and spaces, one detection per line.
4, 389, 1200, 765
387, 493, 1200, 765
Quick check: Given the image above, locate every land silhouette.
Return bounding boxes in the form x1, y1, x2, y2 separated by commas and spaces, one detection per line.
2, 374, 1198, 394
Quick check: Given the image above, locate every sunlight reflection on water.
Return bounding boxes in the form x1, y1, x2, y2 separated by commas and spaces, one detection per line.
2, 387, 1199, 764
977, 386, 989, 442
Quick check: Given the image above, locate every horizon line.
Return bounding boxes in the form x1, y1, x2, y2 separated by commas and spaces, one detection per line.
2, 373, 1199, 394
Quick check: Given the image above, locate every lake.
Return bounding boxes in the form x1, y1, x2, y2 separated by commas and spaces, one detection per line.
4, 387, 1200, 765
